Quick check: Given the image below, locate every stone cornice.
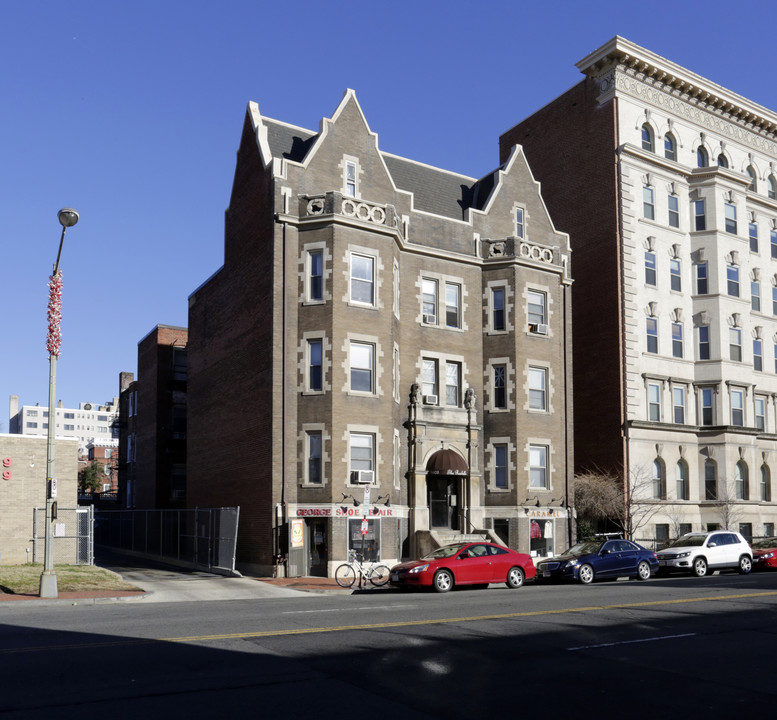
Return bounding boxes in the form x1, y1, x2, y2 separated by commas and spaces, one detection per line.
578, 36, 777, 147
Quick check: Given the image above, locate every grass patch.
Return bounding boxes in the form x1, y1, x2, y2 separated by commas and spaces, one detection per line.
0, 564, 142, 595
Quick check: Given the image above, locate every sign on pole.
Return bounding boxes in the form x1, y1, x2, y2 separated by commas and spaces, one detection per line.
361, 519, 369, 535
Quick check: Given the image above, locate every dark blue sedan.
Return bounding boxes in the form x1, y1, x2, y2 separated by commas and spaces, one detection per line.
536, 538, 659, 584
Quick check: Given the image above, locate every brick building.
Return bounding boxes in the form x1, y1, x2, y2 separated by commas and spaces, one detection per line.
501, 36, 777, 541
118, 324, 188, 509
187, 91, 573, 576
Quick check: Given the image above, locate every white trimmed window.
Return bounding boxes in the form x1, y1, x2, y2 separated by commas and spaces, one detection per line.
350, 252, 375, 306
528, 366, 547, 411
422, 278, 438, 324
529, 445, 548, 489
349, 341, 374, 393
306, 430, 323, 485
349, 432, 375, 484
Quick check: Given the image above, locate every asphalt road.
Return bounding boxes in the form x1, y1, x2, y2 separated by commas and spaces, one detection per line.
2, 568, 776, 719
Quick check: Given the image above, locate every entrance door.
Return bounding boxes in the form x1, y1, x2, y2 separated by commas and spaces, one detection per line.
428, 476, 459, 530
307, 518, 328, 577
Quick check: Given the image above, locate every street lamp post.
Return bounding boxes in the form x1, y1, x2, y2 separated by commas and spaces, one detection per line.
39, 208, 79, 598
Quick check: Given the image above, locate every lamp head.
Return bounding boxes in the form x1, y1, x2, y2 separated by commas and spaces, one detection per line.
58, 208, 79, 228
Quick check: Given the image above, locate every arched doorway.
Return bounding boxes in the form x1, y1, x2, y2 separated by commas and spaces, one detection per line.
426, 449, 468, 531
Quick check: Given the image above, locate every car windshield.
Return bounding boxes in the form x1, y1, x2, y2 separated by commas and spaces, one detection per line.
562, 541, 603, 557
664, 535, 706, 548
751, 537, 777, 549
423, 544, 468, 559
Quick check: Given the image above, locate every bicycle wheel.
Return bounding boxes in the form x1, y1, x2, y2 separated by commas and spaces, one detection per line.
335, 563, 357, 588
369, 564, 391, 587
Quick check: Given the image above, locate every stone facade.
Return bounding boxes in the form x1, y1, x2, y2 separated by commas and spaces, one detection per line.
187, 91, 573, 576
501, 36, 777, 543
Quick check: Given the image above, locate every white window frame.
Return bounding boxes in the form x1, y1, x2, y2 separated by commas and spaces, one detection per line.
445, 282, 461, 329
529, 444, 549, 489
668, 194, 679, 228
515, 205, 525, 238
648, 382, 661, 422
528, 366, 548, 412
348, 430, 376, 485
445, 361, 461, 407
349, 340, 375, 394
343, 155, 360, 198
422, 278, 438, 325
303, 427, 324, 486
349, 251, 375, 307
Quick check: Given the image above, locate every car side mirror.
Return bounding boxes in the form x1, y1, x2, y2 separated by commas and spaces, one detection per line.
708, 542, 717, 548
600, 549, 610, 555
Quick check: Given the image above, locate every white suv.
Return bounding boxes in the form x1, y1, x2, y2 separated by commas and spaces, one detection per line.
655, 531, 752, 577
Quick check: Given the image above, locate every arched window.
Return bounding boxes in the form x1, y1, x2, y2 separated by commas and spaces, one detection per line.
761, 464, 771, 502
653, 459, 666, 499
642, 124, 654, 152
664, 133, 676, 161
676, 459, 689, 500
717, 154, 729, 168
768, 175, 776, 200
697, 146, 709, 168
735, 460, 749, 500
746, 166, 758, 192
704, 459, 717, 499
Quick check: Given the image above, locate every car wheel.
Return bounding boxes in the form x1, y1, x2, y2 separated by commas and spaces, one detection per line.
506, 566, 525, 589
433, 569, 453, 593
636, 560, 651, 581
738, 555, 753, 574
692, 557, 708, 577
578, 563, 595, 584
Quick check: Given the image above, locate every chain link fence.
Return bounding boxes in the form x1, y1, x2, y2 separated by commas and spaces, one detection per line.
94, 508, 239, 572
33, 506, 94, 565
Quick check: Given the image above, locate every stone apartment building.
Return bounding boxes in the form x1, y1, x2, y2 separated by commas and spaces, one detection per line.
501, 36, 777, 542
186, 90, 573, 576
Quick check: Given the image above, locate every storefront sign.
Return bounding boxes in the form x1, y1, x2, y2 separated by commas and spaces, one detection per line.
525, 508, 566, 519
294, 505, 394, 517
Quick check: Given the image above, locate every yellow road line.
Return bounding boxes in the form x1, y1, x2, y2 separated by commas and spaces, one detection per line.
162, 589, 777, 643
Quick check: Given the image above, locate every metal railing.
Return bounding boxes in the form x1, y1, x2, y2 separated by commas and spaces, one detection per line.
94, 507, 239, 572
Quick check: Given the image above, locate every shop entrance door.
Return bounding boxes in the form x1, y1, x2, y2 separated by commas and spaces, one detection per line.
307, 518, 328, 577
427, 476, 459, 530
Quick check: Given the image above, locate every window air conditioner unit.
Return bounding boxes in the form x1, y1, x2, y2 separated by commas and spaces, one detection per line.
423, 394, 439, 405
423, 314, 437, 324
352, 470, 374, 484
534, 324, 549, 335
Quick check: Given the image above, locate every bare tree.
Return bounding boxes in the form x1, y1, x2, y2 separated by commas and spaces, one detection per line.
711, 478, 745, 531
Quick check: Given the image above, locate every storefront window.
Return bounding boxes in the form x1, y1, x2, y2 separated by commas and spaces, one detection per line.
348, 517, 380, 561
530, 519, 553, 558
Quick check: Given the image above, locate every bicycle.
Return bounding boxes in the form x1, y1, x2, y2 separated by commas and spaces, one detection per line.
335, 550, 391, 588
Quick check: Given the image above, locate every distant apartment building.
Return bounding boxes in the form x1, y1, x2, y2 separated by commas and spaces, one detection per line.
85, 440, 119, 494
118, 324, 188, 509
501, 36, 777, 542
9, 396, 119, 456
185, 91, 573, 576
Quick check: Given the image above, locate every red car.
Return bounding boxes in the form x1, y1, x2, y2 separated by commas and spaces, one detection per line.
389, 541, 536, 593
751, 537, 777, 569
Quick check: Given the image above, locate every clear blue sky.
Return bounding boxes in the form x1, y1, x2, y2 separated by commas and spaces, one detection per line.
2, 0, 776, 426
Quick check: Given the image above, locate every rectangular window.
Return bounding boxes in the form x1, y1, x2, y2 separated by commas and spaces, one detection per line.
701, 387, 714, 426
668, 195, 679, 228
749, 222, 759, 253
492, 287, 505, 331
345, 160, 357, 196
695, 262, 708, 294
529, 445, 548, 488
393, 260, 400, 318
670, 258, 681, 291
727, 265, 739, 297
754, 339, 763, 372
422, 358, 438, 399
445, 362, 460, 406
350, 433, 374, 476
307, 431, 322, 484
694, 199, 706, 231
752, 281, 761, 312
643, 186, 655, 220
645, 251, 656, 286
422, 278, 437, 324
731, 389, 744, 426
730, 327, 742, 362
527, 290, 546, 327
349, 341, 373, 393
671, 323, 683, 358
766, 522, 775, 535
393, 345, 400, 403
515, 207, 525, 238
26, 422, 37, 428
755, 397, 766, 431
648, 382, 661, 422
673, 386, 685, 424
64, 424, 74, 431
308, 339, 323, 391
705, 462, 717, 499
725, 202, 737, 234
646, 317, 658, 353
445, 283, 460, 328
350, 253, 374, 305
308, 250, 323, 301
528, 367, 547, 411
64, 412, 75, 419
494, 444, 508, 489
493, 364, 507, 409
771, 229, 777, 259
698, 325, 710, 360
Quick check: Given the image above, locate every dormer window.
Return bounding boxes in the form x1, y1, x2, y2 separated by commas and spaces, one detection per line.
515, 207, 525, 238
342, 155, 360, 197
